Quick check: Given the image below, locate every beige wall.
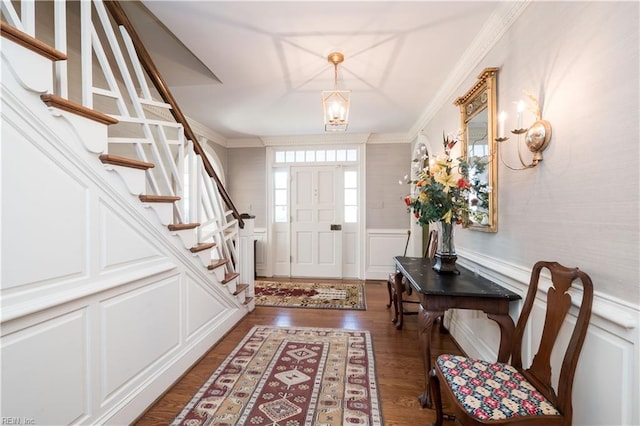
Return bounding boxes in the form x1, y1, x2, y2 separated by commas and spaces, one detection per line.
226, 143, 411, 231
227, 147, 267, 228
365, 143, 411, 229
421, 1, 639, 311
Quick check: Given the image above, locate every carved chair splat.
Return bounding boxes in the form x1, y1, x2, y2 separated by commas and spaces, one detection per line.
429, 261, 594, 426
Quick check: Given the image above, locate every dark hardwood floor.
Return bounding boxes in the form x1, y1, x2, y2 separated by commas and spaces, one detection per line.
134, 278, 463, 425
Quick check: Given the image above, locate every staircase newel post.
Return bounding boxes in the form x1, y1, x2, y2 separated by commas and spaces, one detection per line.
238, 214, 255, 309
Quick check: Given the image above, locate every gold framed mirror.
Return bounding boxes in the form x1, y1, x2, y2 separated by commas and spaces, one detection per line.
454, 67, 498, 232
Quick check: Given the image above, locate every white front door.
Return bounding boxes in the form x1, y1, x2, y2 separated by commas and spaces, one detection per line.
290, 166, 343, 278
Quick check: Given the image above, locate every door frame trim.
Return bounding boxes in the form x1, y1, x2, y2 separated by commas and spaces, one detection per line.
265, 145, 365, 279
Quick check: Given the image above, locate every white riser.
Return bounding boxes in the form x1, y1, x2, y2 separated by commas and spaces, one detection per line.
103, 164, 146, 195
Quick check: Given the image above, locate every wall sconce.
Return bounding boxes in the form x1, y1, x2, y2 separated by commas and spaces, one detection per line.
495, 92, 551, 170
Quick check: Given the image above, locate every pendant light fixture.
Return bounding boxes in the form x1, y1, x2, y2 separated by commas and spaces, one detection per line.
322, 52, 351, 132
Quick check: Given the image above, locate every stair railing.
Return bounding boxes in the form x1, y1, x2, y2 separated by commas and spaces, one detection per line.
103, 1, 244, 229
186, 140, 239, 268
1, 0, 244, 271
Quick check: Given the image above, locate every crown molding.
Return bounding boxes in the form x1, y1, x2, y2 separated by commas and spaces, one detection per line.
408, 0, 531, 140
366, 133, 410, 145
227, 138, 265, 148
141, 103, 409, 149
249, 132, 410, 148
189, 118, 228, 147
258, 133, 372, 147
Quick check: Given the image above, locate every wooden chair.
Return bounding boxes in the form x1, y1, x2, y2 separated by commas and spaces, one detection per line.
429, 261, 594, 426
388, 229, 437, 329
386, 229, 411, 310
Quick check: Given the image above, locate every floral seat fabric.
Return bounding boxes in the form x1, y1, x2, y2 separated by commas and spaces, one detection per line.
436, 354, 560, 421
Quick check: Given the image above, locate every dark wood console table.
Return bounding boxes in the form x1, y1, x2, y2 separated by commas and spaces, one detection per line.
392, 256, 521, 409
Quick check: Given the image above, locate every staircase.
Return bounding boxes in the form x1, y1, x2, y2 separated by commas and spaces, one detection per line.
1, 1, 253, 424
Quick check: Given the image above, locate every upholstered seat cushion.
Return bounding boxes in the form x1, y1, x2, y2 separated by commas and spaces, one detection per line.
436, 354, 561, 421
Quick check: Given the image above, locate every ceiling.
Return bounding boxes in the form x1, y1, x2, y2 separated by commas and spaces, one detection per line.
126, 1, 509, 143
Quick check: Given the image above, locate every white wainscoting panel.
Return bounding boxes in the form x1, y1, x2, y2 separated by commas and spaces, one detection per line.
99, 200, 162, 271
366, 229, 411, 280
186, 273, 227, 338
100, 277, 181, 403
571, 317, 634, 425
273, 229, 289, 276
255, 228, 266, 277
1, 309, 89, 425
2, 123, 87, 290
343, 230, 357, 278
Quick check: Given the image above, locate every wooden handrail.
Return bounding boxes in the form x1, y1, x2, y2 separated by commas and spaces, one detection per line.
103, 1, 244, 228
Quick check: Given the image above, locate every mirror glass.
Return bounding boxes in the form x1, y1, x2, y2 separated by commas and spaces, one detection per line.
454, 67, 498, 232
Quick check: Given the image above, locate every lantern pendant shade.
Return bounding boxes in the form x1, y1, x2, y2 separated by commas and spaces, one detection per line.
322, 89, 350, 132
322, 52, 350, 132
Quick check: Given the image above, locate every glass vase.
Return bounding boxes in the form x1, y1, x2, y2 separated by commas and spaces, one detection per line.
433, 221, 458, 273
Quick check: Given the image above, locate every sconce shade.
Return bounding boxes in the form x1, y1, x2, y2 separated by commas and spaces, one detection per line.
322, 52, 350, 132
525, 120, 551, 153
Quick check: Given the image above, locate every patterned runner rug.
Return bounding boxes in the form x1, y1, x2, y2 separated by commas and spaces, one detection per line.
254, 281, 366, 310
172, 326, 381, 426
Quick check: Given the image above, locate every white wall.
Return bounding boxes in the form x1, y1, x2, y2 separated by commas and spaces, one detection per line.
420, 3, 639, 424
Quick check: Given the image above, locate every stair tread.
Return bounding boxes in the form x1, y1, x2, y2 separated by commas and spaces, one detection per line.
168, 222, 200, 231
233, 283, 250, 296
222, 272, 240, 284
190, 242, 216, 253
99, 154, 154, 170
1, 22, 67, 61
207, 259, 228, 270
243, 297, 254, 306
139, 194, 181, 203
40, 94, 118, 125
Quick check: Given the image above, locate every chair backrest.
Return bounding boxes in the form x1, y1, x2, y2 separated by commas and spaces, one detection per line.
510, 261, 594, 423
424, 229, 438, 259
402, 229, 411, 256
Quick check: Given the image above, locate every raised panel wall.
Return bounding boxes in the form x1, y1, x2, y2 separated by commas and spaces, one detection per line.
100, 277, 181, 401
1, 309, 89, 425
366, 229, 412, 279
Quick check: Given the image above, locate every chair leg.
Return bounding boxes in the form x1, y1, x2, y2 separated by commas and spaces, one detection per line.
438, 315, 449, 335
394, 282, 404, 330
386, 278, 393, 308
391, 288, 399, 324
429, 368, 444, 426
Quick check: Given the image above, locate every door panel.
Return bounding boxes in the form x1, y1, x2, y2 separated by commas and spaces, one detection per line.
291, 166, 342, 278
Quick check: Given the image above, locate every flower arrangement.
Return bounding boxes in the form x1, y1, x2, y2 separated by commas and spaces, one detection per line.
402, 131, 471, 226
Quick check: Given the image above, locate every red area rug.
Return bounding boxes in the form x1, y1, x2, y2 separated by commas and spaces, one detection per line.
254, 281, 366, 310
171, 326, 381, 426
